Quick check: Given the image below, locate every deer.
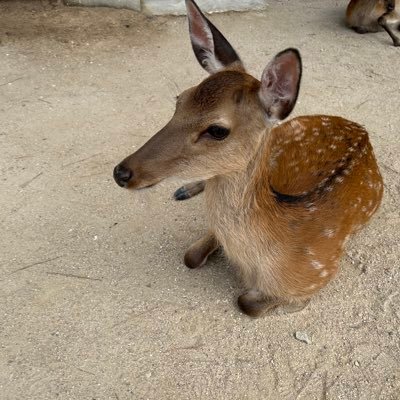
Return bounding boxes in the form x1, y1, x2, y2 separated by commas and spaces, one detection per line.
113, 0, 384, 317
346, 0, 400, 46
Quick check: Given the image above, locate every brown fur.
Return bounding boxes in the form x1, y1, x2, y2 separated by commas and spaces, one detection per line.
346, 0, 400, 45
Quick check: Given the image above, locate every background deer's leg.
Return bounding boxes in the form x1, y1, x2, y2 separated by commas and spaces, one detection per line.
184, 231, 219, 269
174, 181, 205, 201
378, 9, 400, 46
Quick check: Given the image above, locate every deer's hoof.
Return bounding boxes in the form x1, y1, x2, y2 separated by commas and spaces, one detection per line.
237, 292, 280, 318
184, 249, 207, 269
173, 181, 205, 201
174, 186, 193, 201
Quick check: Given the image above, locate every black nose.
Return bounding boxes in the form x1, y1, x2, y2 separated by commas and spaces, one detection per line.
113, 164, 132, 187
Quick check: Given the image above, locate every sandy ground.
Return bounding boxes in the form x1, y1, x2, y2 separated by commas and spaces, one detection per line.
0, 1, 399, 399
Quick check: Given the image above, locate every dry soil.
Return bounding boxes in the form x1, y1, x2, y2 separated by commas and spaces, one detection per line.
0, 1, 399, 399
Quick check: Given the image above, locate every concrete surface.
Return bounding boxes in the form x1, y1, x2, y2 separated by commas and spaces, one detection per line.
66, 0, 141, 12
140, 0, 267, 15
0, 1, 399, 399
66, 0, 267, 15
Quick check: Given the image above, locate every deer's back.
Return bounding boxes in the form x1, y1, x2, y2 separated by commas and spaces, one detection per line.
266, 115, 383, 236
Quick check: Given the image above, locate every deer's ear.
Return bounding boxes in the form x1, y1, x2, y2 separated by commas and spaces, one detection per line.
259, 48, 302, 121
185, 0, 244, 74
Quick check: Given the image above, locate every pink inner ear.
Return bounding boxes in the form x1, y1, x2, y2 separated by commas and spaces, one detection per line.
259, 50, 301, 119
277, 56, 299, 92
262, 54, 299, 99
187, 1, 214, 50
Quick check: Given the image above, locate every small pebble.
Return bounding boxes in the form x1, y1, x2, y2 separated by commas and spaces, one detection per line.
294, 331, 311, 344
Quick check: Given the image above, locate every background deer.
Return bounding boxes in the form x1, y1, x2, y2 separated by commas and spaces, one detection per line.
346, 0, 400, 46
113, 0, 383, 317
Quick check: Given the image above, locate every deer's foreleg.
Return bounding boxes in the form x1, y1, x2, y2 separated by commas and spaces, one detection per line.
184, 231, 219, 269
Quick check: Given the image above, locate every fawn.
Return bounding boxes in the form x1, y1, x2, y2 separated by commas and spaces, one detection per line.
114, 0, 383, 317
346, 0, 400, 46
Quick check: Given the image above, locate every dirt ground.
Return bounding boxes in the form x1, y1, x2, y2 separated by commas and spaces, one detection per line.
0, 1, 399, 399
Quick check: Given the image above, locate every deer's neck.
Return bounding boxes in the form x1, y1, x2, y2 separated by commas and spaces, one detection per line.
205, 129, 274, 217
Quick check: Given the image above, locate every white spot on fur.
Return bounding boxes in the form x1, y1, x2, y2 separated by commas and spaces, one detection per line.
319, 270, 328, 278
305, 202, 317, 212
323, 228, 335, 238
306, 248, 315, 256
311, 260, 324, 269
290, 119, 304, 133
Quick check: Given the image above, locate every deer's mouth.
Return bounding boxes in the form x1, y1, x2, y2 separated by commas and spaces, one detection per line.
126, 178, 161, 191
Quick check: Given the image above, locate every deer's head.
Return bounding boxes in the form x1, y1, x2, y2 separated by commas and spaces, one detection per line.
114, 0, 302, 189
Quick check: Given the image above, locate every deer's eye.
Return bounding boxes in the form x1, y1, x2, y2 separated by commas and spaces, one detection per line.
202, 125, 230, 141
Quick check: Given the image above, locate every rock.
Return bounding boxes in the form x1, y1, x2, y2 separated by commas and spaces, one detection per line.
294, 331, 312, 344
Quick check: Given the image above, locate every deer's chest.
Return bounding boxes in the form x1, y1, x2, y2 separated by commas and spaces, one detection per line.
204, 178, 276, 264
